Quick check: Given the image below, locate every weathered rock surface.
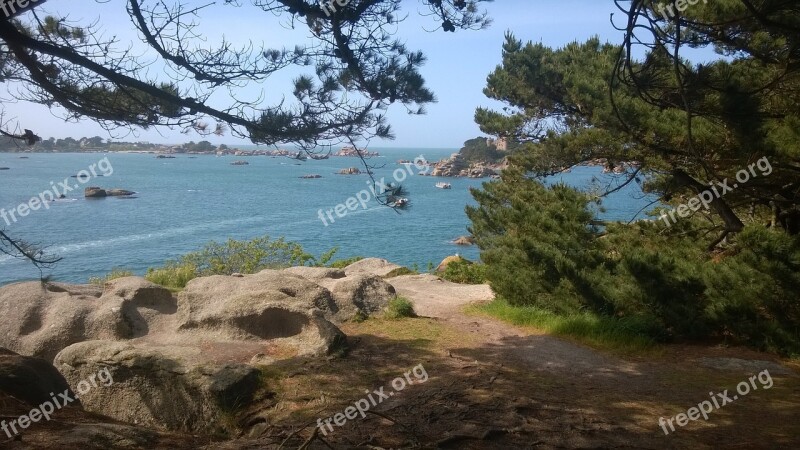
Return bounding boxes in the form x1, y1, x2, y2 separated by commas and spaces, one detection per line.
0, 347, 79, 406
343, 257, 403, 277
0, 280, 136, 361
177, 271, 346, 354
322, 274, 396, 320
0, 264, 403, 434
0, 349, 203, 448
54, 341, 261, 434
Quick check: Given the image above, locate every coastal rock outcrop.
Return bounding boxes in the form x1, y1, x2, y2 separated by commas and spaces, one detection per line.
453, 236, 475, 246
85, 187, 136, 198
0, 263, 404, 434
429, 153, 468, 177
426, 153, 500, 178
338, 167, 361, 175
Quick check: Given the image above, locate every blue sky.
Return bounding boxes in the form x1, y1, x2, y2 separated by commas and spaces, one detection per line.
6, 0, 627, 148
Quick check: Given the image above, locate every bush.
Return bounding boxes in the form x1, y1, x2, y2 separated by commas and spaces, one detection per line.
385, 297, 417, 319
88, 268, 134, 285
181, 236, 315, 275
144, 235, 337, 290
440, 260, 487, 284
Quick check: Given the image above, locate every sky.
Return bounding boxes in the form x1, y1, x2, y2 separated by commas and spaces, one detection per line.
4, 0, 629, 148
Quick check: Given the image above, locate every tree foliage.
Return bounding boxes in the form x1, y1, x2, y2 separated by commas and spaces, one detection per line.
468, 0, 800, 354
476, 0, 800, 242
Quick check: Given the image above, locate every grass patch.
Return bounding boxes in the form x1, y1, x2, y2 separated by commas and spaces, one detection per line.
384, 296, 417, 319
340, 317, 479, 351
468, 298, 657, 354
145, 263, 197, 291
88, 268, 134, 285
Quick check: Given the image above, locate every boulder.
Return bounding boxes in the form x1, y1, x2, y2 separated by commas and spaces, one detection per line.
343, 258, 403, 277
85, 187, 135, 198
453, 236, 475, 246
84, 186, 107, 198
324, 274, 396, 321
338, 167, 361, 175
177, 271, 345, 354
54, 341, 261, 434
0, 348, 79, 407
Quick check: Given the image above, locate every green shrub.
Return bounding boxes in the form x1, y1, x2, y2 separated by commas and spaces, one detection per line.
441, 260, 487, 284
88, 268, 134, 285
385, 297, 417, 319
181, 236, 314, 275
144, 235, 338, 290
467, 172, 800, 355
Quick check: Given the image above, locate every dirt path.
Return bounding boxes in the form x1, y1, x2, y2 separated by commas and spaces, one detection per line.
379, 274, 800, 449
389, 274, 642, 381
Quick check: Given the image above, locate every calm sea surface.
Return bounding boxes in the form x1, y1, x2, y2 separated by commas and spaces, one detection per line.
0, 149, 657, 285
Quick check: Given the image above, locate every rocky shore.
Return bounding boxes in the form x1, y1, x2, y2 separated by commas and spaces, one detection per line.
422, 152, 504, 178
0, 258, 399, 437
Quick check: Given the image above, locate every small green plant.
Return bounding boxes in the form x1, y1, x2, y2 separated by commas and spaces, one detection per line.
88, 268, 134, 285
385, 296, 417, 319
351, 310, 369, 323
145, 263, 197, 290
441, 260, 487, 284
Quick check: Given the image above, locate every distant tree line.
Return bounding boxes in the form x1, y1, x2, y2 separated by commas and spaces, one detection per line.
0, 136, 231, 153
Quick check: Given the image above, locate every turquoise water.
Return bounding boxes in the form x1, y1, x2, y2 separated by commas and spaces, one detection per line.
0, 150, 656, 285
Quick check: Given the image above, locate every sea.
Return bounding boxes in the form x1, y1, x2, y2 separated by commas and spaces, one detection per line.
0, 149, 657, 286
